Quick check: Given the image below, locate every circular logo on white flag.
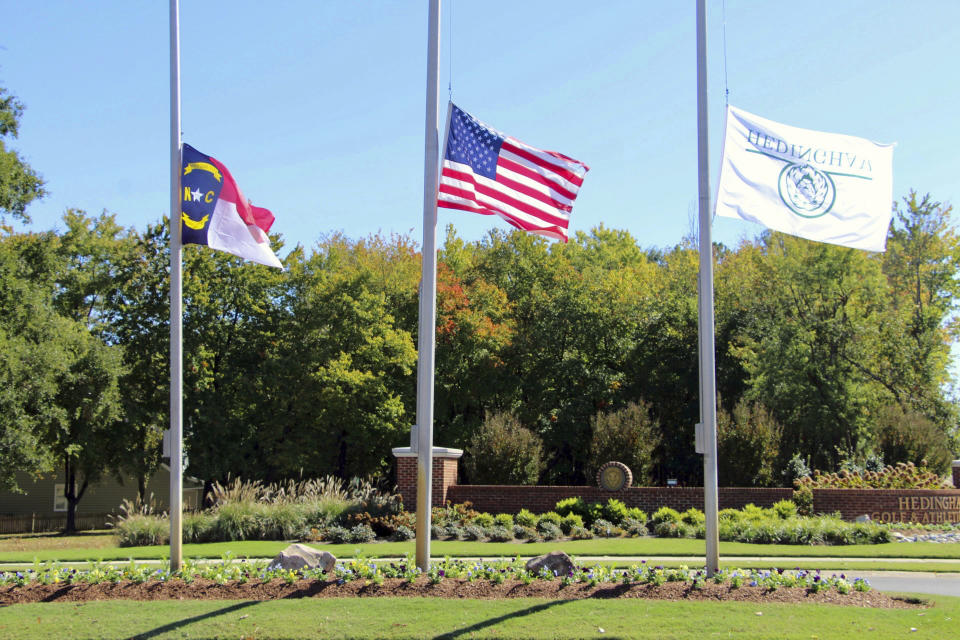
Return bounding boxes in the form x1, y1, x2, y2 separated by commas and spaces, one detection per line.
778, 163, 835, 218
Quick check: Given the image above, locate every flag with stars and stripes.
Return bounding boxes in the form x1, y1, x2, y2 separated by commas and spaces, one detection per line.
437, 103, 589, 242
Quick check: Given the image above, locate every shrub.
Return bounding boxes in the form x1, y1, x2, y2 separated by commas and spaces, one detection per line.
623, 519, 649, 537
515, 509, 537, 528
391, 525, 415, 541
537, 521, 562, 540
537, 511, 562, 528
569, 525, 593, 540
782, 453, 812, 486
587, 502, 604, 525
797, 461, 943, 490
443, 524, 463, 539
590, 518, 616, 537
113, 514, 168, 547
182, 511, 215, 543
653, 521, 681, 538
347, 523, 376, 543
471, 512, 495, 528
432, 502, 479, 527
462, 524, 486, 541
512, 524, 536, 540
430, 524, 445, 540
560, 513, 584, 534
650, 506, 681, 526
555, 497, 588, 519
792, 485, 813, 516
463, 412, 545, 484
718, 508, 741, 522
493, 513, 514, 528
680, 508, 705, 526
717, 399, 782, 487
624, 507, 647, 524
324, 525, 351, 544
260, 502, 308, 539
772, 499, 798, 519
602, 499, 630, 525
486, 525, 513, 542
588, 401, 660, 485
211, 502, 260, 541
876, 404, 953, 474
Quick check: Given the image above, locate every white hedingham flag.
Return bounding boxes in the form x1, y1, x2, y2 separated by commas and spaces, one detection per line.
716, 105, 895, 252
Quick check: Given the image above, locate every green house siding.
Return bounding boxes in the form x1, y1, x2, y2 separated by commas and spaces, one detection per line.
0, 468, 202, 518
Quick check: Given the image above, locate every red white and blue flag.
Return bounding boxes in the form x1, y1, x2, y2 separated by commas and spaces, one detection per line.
437, 104, 589, 243
180, 143, 282, 268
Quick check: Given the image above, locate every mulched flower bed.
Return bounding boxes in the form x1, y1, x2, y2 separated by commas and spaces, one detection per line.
0, 577, 922, 608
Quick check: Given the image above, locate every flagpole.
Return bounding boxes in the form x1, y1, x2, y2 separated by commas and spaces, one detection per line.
696, 0, 720, 577
415, 0, 441, 572
168, 0, 184, 571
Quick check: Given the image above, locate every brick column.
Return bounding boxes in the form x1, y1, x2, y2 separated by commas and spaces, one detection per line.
952, 461, 960, 489
392, 447, 463, 510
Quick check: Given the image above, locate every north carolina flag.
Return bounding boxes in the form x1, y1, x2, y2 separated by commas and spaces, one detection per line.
180, 143, 282, 268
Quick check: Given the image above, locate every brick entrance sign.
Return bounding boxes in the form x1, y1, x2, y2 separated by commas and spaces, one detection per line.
394, 457, 960, 523
392, 446, 462, 509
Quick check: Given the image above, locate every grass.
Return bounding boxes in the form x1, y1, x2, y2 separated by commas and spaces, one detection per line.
2, 536, 959, 565
0, 595, 955, 639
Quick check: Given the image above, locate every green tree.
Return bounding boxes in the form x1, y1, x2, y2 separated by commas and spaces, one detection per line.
45, 324, 124, 532
716, 398, 782, 487
463, 412, 544, 485
0, 231, 63, 491
588, 401, 660, 485
0, 86, 45, 223
108, 219, 170, 500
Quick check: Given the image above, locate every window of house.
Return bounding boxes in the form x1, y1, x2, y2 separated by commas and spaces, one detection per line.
54, 484, 67, 512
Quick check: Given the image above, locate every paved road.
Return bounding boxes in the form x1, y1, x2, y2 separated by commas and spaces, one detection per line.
855, 571, 960, 597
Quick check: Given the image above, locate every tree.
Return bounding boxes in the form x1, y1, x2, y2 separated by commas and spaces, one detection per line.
108, 219, 170, 500
463, 412, 544, 485
588, 401, 660, 485
729, 234, 890, 470
879, 193, 960, 429
717, 399, 782, 487
45, 324, 124, 532
0, 231, 63, 491
0, 86, 45, 223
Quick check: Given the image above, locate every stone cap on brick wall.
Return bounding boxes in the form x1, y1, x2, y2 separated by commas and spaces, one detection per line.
391, 446, 463, 459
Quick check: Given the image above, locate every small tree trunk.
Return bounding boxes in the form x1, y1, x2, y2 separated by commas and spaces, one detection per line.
63, 458, 89, 534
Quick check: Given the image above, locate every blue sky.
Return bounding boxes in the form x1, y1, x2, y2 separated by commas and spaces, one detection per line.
2, 1, 959, 254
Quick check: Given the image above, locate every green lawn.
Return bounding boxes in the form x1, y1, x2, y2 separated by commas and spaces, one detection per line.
0, 595, 954, 639
1, 536, 958, 565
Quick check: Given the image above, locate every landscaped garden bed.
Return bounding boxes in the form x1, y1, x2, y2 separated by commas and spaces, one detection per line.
0, 556, 917, 608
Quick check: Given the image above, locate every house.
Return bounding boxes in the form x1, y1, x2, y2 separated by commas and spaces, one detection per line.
0, 466, 203, 534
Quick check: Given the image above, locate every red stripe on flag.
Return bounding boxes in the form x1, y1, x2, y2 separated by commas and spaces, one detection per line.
440, 167, 570, 228
498, 156, 578, 202
501, 140, 585, 187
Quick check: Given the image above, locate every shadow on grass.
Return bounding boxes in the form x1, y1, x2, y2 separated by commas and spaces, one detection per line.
431, 599, 575, 639
123, 600, 262, 640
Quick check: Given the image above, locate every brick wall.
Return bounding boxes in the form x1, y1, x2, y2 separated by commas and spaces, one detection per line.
396, 453, 960, 523
813, 488, 960, 524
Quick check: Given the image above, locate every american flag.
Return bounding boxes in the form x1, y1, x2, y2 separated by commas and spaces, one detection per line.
437, 104, 589, 243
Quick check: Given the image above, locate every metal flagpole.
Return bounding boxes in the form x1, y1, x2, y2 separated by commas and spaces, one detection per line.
168, 0, 184, 571
696, 0, 720, 577
415, 0, 441, 572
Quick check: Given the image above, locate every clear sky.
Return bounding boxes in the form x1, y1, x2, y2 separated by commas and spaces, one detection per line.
1, 1, 959, 254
